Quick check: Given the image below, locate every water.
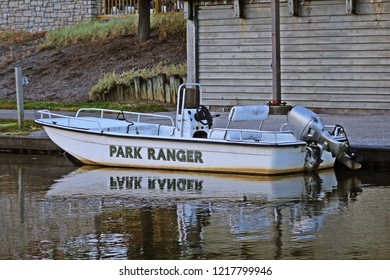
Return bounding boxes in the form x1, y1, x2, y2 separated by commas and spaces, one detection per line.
0, 153, 389, 260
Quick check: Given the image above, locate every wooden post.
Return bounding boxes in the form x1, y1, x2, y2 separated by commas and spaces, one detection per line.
271, 0, 282, 105
134, 76, 142, 99
164, 82, 171, 103
141, 78, 148, 100
185, 1, 197, 83
169, 75, 181, 105
15, 67, 25, 129
154, 73, 166, 102
146, 79, 154, 100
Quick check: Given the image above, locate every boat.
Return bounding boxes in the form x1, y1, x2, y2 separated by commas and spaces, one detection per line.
35, 83, 360, 175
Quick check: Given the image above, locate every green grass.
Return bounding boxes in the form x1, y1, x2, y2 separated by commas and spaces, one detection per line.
1, 12, 186, 50
0, 100, 170, 112
39, 12, 186, 50
0, 119, 42, 135
151, 12, 186, 37
39, 17, 138, 49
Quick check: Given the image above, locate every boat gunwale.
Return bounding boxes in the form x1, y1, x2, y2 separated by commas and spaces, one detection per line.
37, 120, 308, 148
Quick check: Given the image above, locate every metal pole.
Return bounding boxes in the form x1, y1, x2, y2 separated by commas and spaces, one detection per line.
15, 67, 24, 129
271, 0, 281, 105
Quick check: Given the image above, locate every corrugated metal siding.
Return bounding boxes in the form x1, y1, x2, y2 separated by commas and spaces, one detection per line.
196, 0, 390, 110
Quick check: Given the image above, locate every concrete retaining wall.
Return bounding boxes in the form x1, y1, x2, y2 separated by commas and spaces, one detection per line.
0, 0, 98, 32
0, 134, 63, 154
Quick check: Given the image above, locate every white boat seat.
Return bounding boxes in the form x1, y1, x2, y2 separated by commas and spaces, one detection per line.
158, 125, 175, 137
127, 123, 160, 135
208, 128, 263, 142
126, 123, 175, 137
208, 105, 269, 141
227, 105, 269, 129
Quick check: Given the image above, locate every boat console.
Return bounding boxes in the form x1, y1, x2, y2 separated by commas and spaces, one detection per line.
175, 83, 213, 138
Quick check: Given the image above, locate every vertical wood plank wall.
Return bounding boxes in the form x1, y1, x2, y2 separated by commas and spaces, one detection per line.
193, 0, 390, 110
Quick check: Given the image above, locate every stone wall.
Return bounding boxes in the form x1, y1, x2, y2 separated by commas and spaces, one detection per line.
0, 0, 98, 32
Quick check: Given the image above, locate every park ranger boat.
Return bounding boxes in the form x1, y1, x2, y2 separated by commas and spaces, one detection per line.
35, 83, 360, 175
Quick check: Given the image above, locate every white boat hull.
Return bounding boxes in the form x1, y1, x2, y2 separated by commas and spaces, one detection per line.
44, 125, 335, 175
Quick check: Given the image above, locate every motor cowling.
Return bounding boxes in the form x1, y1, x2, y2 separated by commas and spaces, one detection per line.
287, 106, 361, 170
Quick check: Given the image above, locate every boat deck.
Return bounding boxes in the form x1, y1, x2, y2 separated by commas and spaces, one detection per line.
43, 116, 176, 137
39, 115, 303, 145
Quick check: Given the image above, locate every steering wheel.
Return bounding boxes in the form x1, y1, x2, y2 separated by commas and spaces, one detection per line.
195, 105, 213, 128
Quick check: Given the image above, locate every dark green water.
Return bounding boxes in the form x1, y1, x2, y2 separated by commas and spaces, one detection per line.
0, 153, 389, 260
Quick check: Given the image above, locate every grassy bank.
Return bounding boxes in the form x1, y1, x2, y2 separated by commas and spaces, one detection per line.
40, 12, 186, 49
0, 13, 186, 113
1, 12, 186, 59
0, 100, 170, 112
0, 119, 41, 135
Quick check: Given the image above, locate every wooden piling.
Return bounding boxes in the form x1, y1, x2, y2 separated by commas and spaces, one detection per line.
146, 78, 154, 101
91, 74, 186, 105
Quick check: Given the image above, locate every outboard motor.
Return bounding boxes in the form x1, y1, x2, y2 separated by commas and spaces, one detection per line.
288, 106, 361, 170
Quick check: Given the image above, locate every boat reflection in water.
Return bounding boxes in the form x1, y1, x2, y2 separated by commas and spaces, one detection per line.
44, 167, 367, 259
47, 167, 339, 203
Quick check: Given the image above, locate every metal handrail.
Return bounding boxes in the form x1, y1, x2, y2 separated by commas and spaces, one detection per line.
208, 128, 297, 144
75, 108, 174, 126
36, 110, 104, 131
37, 108, 175, 134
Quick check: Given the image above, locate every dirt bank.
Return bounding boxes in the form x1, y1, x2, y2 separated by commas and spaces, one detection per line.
0, 31, 186, 103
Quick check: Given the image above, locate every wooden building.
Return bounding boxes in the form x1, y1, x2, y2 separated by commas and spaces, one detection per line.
184, 0, 390, 111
